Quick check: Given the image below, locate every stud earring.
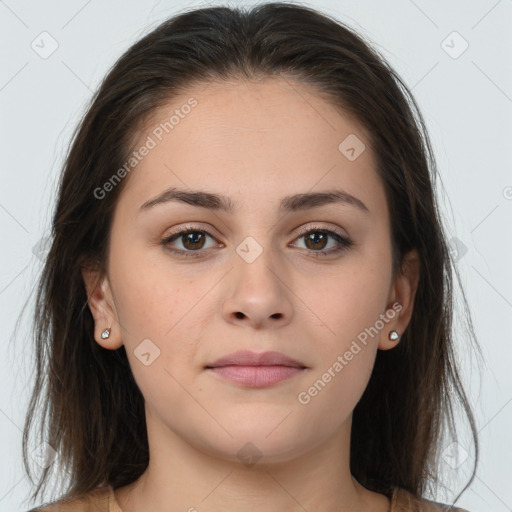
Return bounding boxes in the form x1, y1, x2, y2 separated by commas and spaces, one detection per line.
101, 327, 111, 339
388, 330, 400, 341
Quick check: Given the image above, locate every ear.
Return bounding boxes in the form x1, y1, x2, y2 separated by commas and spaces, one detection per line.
378, 249, 420, 350
81, 266, 123, 350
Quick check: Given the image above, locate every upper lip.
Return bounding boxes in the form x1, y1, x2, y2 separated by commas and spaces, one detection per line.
205, 350, 307, 369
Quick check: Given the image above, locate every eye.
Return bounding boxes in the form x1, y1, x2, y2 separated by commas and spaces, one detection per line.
161, 227, 220, 258
161, 224, 354, 259
290, 225, 354, 257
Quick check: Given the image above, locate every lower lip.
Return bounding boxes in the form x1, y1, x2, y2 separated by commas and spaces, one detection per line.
206, 365, 305, 387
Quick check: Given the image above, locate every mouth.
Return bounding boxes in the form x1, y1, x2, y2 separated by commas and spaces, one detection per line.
204, 350, 308, 388
205, 349, 307, 369
206, 365, 306, 387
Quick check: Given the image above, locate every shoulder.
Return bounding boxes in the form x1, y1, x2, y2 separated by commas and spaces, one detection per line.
26, 486, 112, 512
390, 486, 470, 512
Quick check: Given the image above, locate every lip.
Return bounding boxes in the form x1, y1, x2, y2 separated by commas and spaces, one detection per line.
205, 350, 308, 388
205, 350, 306, 369
207, 365, 306, 387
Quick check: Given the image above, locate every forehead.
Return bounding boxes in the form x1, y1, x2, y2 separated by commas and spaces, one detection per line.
118, 77, 386, 219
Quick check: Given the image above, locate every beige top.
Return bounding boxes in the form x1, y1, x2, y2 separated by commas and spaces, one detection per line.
30, 484, 470, 511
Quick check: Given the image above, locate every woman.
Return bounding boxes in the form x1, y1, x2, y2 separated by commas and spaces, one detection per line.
23, 3, 479, 511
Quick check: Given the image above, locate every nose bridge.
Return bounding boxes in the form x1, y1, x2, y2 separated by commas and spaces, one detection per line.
233, 231, 284, 289
222, 230, 294, 327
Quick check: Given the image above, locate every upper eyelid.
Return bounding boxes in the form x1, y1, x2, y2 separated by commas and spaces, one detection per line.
293, 223, 347, 237
165, 223, 347, 239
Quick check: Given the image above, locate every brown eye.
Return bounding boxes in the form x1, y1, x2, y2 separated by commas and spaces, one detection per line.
291, 227, 354, 256
161, 225, 353, 259
177, 231, 207, 250
161, 228, 218, 258
303, 231, 329, 251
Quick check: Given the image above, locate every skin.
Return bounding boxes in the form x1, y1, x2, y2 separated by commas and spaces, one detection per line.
82, 77, 420, 512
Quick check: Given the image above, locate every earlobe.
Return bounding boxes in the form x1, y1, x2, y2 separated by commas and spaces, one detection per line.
379, 249, 420, 351
81, 267, 123, 350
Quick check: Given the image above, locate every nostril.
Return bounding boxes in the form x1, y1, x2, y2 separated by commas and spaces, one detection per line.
235, 312, 245, 319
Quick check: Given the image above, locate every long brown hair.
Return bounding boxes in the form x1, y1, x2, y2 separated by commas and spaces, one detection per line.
22, 2, 480, 508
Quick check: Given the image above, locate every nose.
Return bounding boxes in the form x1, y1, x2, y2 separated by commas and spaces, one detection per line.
221, 245, 294, 330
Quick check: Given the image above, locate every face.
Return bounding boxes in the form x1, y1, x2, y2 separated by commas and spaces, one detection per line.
83, 77, 418, 465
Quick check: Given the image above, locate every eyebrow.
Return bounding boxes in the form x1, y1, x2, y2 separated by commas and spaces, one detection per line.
139, 187, 369, 214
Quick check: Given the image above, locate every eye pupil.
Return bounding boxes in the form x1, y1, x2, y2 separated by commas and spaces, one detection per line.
183, 232, 205, 250
305, 232, 327, 250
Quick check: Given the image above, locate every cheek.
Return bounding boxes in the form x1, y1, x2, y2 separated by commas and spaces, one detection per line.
293, 258, 390, 409
108, 246, 210, 389
109, 236, 186, 335
295, 344, 376, 442
110, 270, 164, 338
297, 281, 382, 425
298, 262, 391, 345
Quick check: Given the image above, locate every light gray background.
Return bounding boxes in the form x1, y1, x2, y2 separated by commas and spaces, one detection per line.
1, 1, 511, 511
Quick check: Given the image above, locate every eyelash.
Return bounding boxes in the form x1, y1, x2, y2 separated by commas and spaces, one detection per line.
161, 224, 354, 260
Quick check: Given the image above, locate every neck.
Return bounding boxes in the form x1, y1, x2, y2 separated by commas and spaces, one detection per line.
114, 409, 390, 512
